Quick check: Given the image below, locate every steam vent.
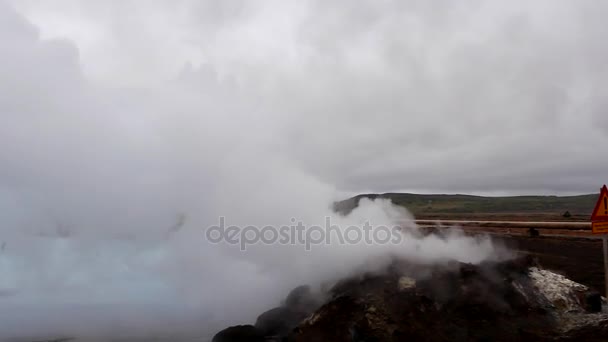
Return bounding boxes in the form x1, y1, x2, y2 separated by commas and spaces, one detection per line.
213, 257, 608, 341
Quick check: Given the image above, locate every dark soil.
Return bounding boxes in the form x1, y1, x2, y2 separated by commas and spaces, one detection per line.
499, 235, 605, 293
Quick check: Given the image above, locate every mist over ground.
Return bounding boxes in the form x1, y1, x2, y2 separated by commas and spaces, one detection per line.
0, 0, 607, 339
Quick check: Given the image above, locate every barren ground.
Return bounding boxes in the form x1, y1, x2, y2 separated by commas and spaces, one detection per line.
425, 216, 604, 292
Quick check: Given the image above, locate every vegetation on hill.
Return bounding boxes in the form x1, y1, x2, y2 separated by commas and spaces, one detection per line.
334, 192, 598, 219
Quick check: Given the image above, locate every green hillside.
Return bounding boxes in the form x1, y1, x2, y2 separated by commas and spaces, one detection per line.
334, 192, 598, 220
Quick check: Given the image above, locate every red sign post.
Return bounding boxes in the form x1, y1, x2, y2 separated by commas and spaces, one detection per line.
591, 185, 608, 296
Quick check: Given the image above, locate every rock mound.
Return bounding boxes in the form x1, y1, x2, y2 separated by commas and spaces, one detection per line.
211, 325, 264, 342
212, 285, 323, 342
215, 257, 608, 341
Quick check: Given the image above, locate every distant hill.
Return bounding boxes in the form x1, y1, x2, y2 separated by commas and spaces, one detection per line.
333, 192, 598, 221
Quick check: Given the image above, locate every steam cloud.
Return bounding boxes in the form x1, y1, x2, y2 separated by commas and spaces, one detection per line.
0, 0, 606, 340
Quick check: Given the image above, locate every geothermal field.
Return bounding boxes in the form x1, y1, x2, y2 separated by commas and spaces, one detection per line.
3, 0, 608, 341
211, 193, 608, 341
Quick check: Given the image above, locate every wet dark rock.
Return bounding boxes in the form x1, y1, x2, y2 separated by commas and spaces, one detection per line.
211, 324, 265, 342
214, 284, 321, 341
255, 307, 306, 336
284, 285, 318, 312
585, 291, 603, 313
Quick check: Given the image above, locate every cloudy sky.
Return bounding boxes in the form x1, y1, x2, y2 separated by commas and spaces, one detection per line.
4, 0, 608, 196
0, 0, 608, 340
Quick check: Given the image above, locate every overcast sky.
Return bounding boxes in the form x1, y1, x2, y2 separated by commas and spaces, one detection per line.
4, 0, 608, 197
0, 0, 608, 339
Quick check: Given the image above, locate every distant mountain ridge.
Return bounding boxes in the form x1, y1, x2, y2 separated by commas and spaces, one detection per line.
333, 192, 598, 220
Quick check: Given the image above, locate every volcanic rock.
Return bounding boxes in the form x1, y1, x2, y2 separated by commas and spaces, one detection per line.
214, 257, 608, 341
255, 307, 306, 337
289, 258, 608, 341
211, 324, 265, 342
213, 285, 323, 342
284, 285, 319, 312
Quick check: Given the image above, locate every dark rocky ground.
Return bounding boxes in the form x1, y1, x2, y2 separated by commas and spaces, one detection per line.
500, 235, 605, 293
213, 256, 608, 342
